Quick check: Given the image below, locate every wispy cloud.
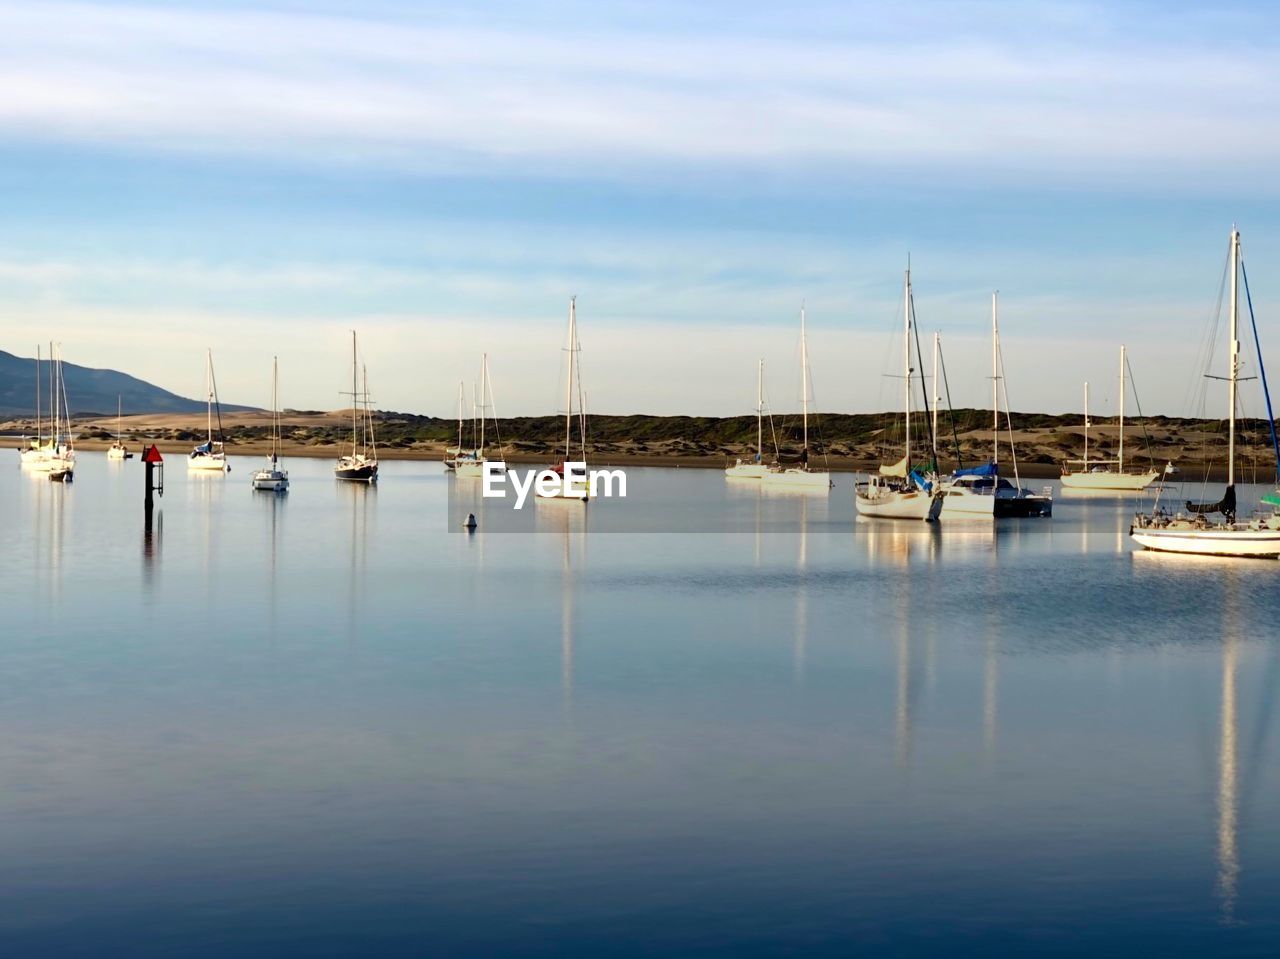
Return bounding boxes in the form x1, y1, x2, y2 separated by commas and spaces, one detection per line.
0, 2, 1276, 184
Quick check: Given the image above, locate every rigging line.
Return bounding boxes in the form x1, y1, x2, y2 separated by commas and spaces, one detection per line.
1123, 352, 1157, 470
210, 355, 227, 448
908, 286, 936, 468
995, 324, 1021, 488
938, 339, 965, 471
1242, 259, 1280, 483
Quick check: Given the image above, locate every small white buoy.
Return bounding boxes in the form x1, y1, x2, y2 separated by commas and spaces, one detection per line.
464, 512, 477, 531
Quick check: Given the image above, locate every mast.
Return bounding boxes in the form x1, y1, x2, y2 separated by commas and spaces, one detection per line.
271, 356, 279, 465
480, 354, 488, 455
756, 358, 764, 462
1118, 345, 1126, 472
931, 331, 940, 465
991, 292, 999, 466
903, 267, 911, 466
801, 303, 809, 453
53, 344, 61, 448
565, 297, 576, 460
206, 349, 213, 443
35, 345, 41, 447
1083, 381, 1090, 470
117, 395, 122, 443
350, 331, 359, 457
456, 382, 465, 453
48, 341, 55, 447
1229, 228, 1240, 488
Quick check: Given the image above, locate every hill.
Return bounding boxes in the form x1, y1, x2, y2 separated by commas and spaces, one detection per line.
0, 350, 255, 416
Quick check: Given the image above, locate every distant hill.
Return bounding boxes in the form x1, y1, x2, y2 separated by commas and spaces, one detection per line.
0, 350, 255, 417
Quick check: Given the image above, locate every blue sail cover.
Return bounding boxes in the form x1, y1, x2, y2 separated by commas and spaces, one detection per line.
952, 461, 998, 479
909, 469, 932, 492
194, 441, 213, 454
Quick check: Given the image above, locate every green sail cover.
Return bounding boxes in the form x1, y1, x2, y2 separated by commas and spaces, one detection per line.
1263, 490, 1280, 508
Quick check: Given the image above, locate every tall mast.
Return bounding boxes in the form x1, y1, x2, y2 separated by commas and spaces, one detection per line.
756, 358, 764, 461
351, 331, 359, 457
903, 266, 911, 465
801, 303, 809, 452
931, 331, 940, 464
1229, 228, 1240, 487
53, 344, 61, 447
206, 349, 213, 443
457, 382, 465, 451
35, 344, 41, 446
48, 341, 54, 446
1118, 345, 1126, 472
271, 356, 279, 465
479, 353, 488, 455
991, 293, 999, 466
1083, 381, 1090, 470
565, 297, 576, 460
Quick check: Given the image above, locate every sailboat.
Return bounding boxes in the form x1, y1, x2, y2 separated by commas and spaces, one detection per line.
334, 331, 379, 482
538, 297, 590, 502
1060, 346, 1162, 490
1131, 227, 1280, 557
762, 306, 831, 490
41, 343, 76, 478
454, 354, 506, 478
444, 382, 473, 471
107, 396, 133, 461
856, 265, 942, 520
725, 359, 772, 479
939, 293, 1052, 518
19, 345, 52, 466
188, 349, 229, 472
252, 357, 289, 492
931, 332, 995, 519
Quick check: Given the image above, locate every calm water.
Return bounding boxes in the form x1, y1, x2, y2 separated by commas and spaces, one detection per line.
4, 454, 1280, 956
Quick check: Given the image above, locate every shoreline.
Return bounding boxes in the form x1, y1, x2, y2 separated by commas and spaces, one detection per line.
1, 436, 1250, 482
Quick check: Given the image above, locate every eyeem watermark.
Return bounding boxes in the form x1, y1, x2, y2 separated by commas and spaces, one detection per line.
482, 461, 627, 509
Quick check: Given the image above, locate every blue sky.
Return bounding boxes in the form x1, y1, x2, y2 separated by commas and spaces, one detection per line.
2, 1, 1280, 417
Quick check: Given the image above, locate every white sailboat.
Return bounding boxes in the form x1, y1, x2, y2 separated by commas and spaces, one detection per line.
107, 395, 132, 461
334, 331, 379, 482
1131, 227, 1280, 557
252, 357, 289, 492
938, 293, 1052, 518
538, 297, 590, 502
443, 382, 473, 471
188, 349, 229, 472
454, 354, 506, 478
725, 359, 772, 479
932, 332, 995, 518
30, 343, 76, 476
856, 265, 942, 520
762, 306, 831, 490
19, 345, 51, 466
1061, 346, 1162, 490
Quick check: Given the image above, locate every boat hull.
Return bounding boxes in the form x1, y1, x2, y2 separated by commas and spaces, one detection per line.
107, 445, 131, 461
724, 461, 770, 480
454, 460, 504, 479
188, 454, 228, 472
856, 488, 942, 521
27, 453, 74, 473
335, 465, 378, 482
938, 486, 995, 518
762, 468, 831, 489
994, 494, 1053, 518
252, 469, 289, 491
1130, 522, 1280, 558
1061, 469, 1159, 491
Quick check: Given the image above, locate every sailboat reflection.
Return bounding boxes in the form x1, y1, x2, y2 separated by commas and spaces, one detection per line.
540, 504, 586, 714
860, 515, 941, 566
1217, 627, 1239, 924
794, 495, 809, 686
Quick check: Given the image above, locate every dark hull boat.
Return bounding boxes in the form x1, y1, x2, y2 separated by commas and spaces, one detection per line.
335, 456, 377, 483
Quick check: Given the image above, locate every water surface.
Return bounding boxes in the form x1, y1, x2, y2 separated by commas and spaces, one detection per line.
3, 455, 1279, 956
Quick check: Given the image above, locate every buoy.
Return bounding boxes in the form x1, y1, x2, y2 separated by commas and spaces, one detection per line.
464, 512, 478, 531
